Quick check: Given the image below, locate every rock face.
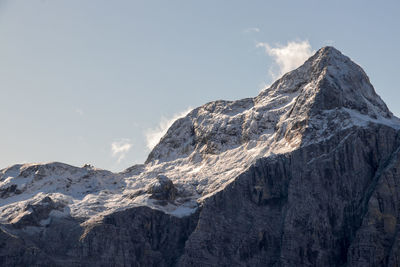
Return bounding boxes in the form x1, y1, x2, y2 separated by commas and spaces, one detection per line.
147, 175, 178, 202
180, 125, 400, 266
1, 47, 400, 266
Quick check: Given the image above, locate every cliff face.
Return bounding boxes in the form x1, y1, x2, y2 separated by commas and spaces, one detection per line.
180, 125, 400, 266
0, 206, 199, 266
1, 47, 400, 266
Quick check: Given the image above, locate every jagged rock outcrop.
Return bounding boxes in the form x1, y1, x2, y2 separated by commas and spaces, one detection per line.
1, 47, 400, 266
147, 175, 178, 202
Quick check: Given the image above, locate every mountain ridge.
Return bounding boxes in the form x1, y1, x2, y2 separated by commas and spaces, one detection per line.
148, 46, 396, 163
1, 46, 400, 266
1, 46, 399, 222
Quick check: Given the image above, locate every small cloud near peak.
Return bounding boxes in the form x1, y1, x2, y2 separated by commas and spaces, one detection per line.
145, 107, 193, 150
243, 27, 260, 33
257, 40, 315, 80
75, 108, 84, 116
111, 139, 132, 163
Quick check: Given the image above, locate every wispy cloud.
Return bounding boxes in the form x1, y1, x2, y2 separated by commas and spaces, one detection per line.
75, 108, 84, 116
145, 107, 193, 150
243, 27, 260, 33
111, 139, 132, 163
256, 40, 315, 80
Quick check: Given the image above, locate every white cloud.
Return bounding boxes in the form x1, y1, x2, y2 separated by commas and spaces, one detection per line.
75, 108, 84, 116
243, 27, 260, 33
145, 107, 193, 150
256, 40, 315, 80
111, 139, 132, 163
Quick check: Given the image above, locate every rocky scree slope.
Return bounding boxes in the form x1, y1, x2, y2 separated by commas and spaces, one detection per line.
1, 47, 400, 266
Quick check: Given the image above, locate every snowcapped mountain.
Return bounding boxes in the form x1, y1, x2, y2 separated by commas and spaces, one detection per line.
1, 47, 400, 266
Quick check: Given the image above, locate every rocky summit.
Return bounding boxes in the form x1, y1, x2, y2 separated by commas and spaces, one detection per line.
1, 47, 400, 266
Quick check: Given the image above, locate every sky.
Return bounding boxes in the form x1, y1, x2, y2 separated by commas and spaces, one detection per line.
1, 0, 399, 172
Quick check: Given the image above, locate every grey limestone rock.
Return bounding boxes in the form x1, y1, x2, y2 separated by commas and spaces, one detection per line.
147, 175, 178, 202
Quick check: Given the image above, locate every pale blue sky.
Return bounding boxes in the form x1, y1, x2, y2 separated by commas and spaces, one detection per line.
1, 0, 399, 171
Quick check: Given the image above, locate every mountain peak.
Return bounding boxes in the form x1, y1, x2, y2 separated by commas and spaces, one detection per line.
260, 46, 392, 120
314, 45, 343, 59
307, 46, 353, 70
148, 47, 396, 165
3, 44, 400, 265
3, 47, 398, 231
312, 46, 392, 118
1, 48, 400, 265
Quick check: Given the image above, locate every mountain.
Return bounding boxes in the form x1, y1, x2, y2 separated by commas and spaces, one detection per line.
1, 47, 400, 266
